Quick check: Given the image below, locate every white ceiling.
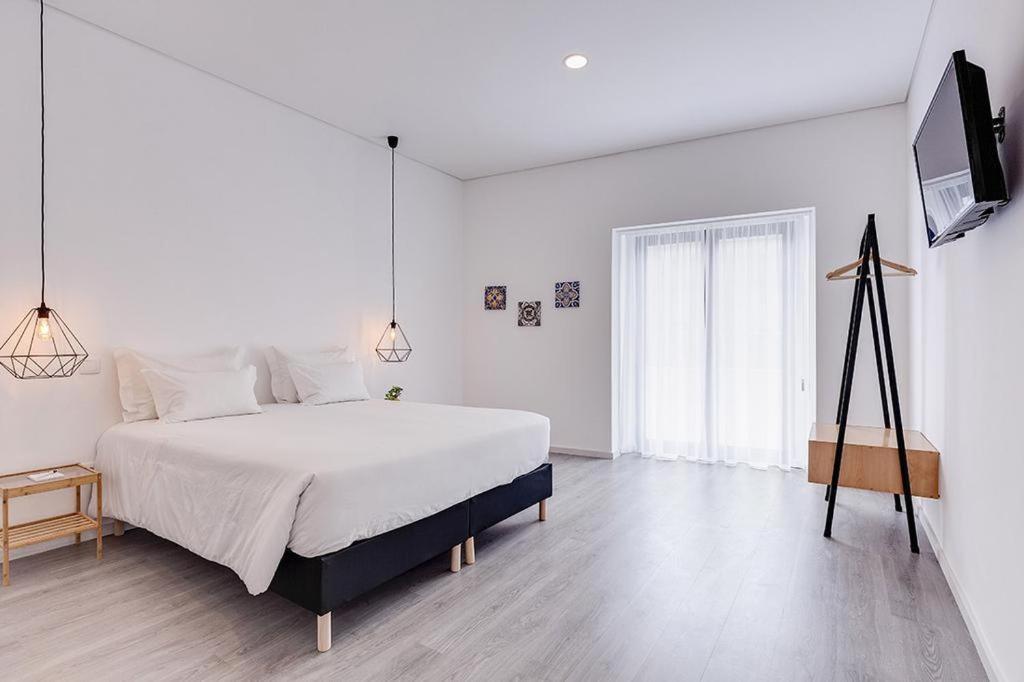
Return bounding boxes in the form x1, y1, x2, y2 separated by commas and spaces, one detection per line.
49, 0, 933, 179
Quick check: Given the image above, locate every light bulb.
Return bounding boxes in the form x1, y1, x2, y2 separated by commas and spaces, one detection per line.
389, 326, 397, 341
563, 54, 588, 69
35, 315, 52, 342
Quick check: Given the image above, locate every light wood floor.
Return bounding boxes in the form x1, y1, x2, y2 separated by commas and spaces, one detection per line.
0, 454, 986, 681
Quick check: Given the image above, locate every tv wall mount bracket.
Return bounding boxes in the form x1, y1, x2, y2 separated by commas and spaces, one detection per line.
994, 106, 1006, 143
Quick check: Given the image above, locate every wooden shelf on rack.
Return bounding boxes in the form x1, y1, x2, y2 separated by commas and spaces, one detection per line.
808, 423, 940, 499
5, 512, 99, 549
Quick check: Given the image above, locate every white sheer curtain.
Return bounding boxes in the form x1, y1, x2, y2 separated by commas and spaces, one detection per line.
613, 210, 815, 470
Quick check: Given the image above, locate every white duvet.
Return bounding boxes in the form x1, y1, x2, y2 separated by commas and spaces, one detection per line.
93, 400, 550, 594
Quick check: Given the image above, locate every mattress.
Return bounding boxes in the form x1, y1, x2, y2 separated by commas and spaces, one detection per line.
92, 400, 550, 594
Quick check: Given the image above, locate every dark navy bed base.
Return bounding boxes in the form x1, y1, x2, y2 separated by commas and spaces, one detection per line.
268, 462, 553, 651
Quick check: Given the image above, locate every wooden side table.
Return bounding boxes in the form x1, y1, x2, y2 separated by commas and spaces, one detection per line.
0, 464, 103, 586
808, 423, 940, 498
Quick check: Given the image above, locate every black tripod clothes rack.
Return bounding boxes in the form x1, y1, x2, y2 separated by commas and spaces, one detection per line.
820, 214, 921, 553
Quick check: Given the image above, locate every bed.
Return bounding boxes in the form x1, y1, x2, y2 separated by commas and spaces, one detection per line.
92, 399, 552, 652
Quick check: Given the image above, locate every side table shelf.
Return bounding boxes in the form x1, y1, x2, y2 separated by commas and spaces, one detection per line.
7, 512, 99, 549
1, 463, 103, 586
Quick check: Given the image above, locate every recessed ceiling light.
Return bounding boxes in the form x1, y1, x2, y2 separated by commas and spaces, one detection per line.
563, 54, 588, 70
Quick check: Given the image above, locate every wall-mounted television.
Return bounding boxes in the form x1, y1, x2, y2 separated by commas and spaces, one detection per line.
913, 50, 1008, 248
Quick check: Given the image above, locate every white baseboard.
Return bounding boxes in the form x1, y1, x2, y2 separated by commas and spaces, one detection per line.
918, 507, 1004, 682
549, 446, 615, 459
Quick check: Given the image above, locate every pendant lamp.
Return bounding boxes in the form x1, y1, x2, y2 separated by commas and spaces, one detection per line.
375, 136, 412, 363
0, 2, 88, 379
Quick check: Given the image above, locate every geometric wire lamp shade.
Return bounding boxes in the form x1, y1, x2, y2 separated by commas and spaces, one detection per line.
375, 320, 412, 363
0, 306, 88, 379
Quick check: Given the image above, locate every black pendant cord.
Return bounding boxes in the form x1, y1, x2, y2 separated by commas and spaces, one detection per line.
39, 0, 46, 308
0, 1, 89, 379
390, 143, 395, 324
374, 136, 409, 362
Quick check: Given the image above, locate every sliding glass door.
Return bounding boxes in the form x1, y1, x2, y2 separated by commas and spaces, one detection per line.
613, 209, 815, 470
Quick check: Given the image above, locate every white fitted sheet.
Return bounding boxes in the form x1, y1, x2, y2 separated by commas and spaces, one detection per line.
93, 400, 550, 594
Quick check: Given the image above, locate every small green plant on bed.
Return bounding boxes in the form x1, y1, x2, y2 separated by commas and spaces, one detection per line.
384, 385, 403, 401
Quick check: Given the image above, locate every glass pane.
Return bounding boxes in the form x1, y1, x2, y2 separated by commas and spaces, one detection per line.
0, 464, 92, 490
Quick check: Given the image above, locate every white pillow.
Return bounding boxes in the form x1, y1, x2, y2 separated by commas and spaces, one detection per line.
141, 365, 261, 424
114, 347, 245, 423
265, 346, 348, 403
287, 360, 370, 406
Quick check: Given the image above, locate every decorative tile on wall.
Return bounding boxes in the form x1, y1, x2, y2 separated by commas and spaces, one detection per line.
555, 280, 581, 308
484, 285, 507, 310
518, 301, 541, 327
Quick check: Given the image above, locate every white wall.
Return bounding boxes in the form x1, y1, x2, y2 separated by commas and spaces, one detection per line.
463, 105, 909, 455
0, 3, 463, 532
905, 0, 1024, 679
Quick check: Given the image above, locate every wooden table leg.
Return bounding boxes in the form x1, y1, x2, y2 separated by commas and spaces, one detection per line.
95, 475, 103, 561
75, 486, 82, 544
2, 492, 9, 586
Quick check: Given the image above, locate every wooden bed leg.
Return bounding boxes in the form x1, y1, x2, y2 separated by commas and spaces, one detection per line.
464, 537, 475, 565
317, 612, 332, 652
539, 499, 548, 522
113, 520, 125, 537
450, 545, 461, 573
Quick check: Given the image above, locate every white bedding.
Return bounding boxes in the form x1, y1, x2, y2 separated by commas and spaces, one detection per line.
93, 400, 550, 595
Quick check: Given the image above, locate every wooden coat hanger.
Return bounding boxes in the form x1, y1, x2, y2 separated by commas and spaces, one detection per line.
826, 249, 917, 281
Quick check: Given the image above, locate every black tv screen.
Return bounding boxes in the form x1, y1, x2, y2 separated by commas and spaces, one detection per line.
913, 50, 1008, 248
